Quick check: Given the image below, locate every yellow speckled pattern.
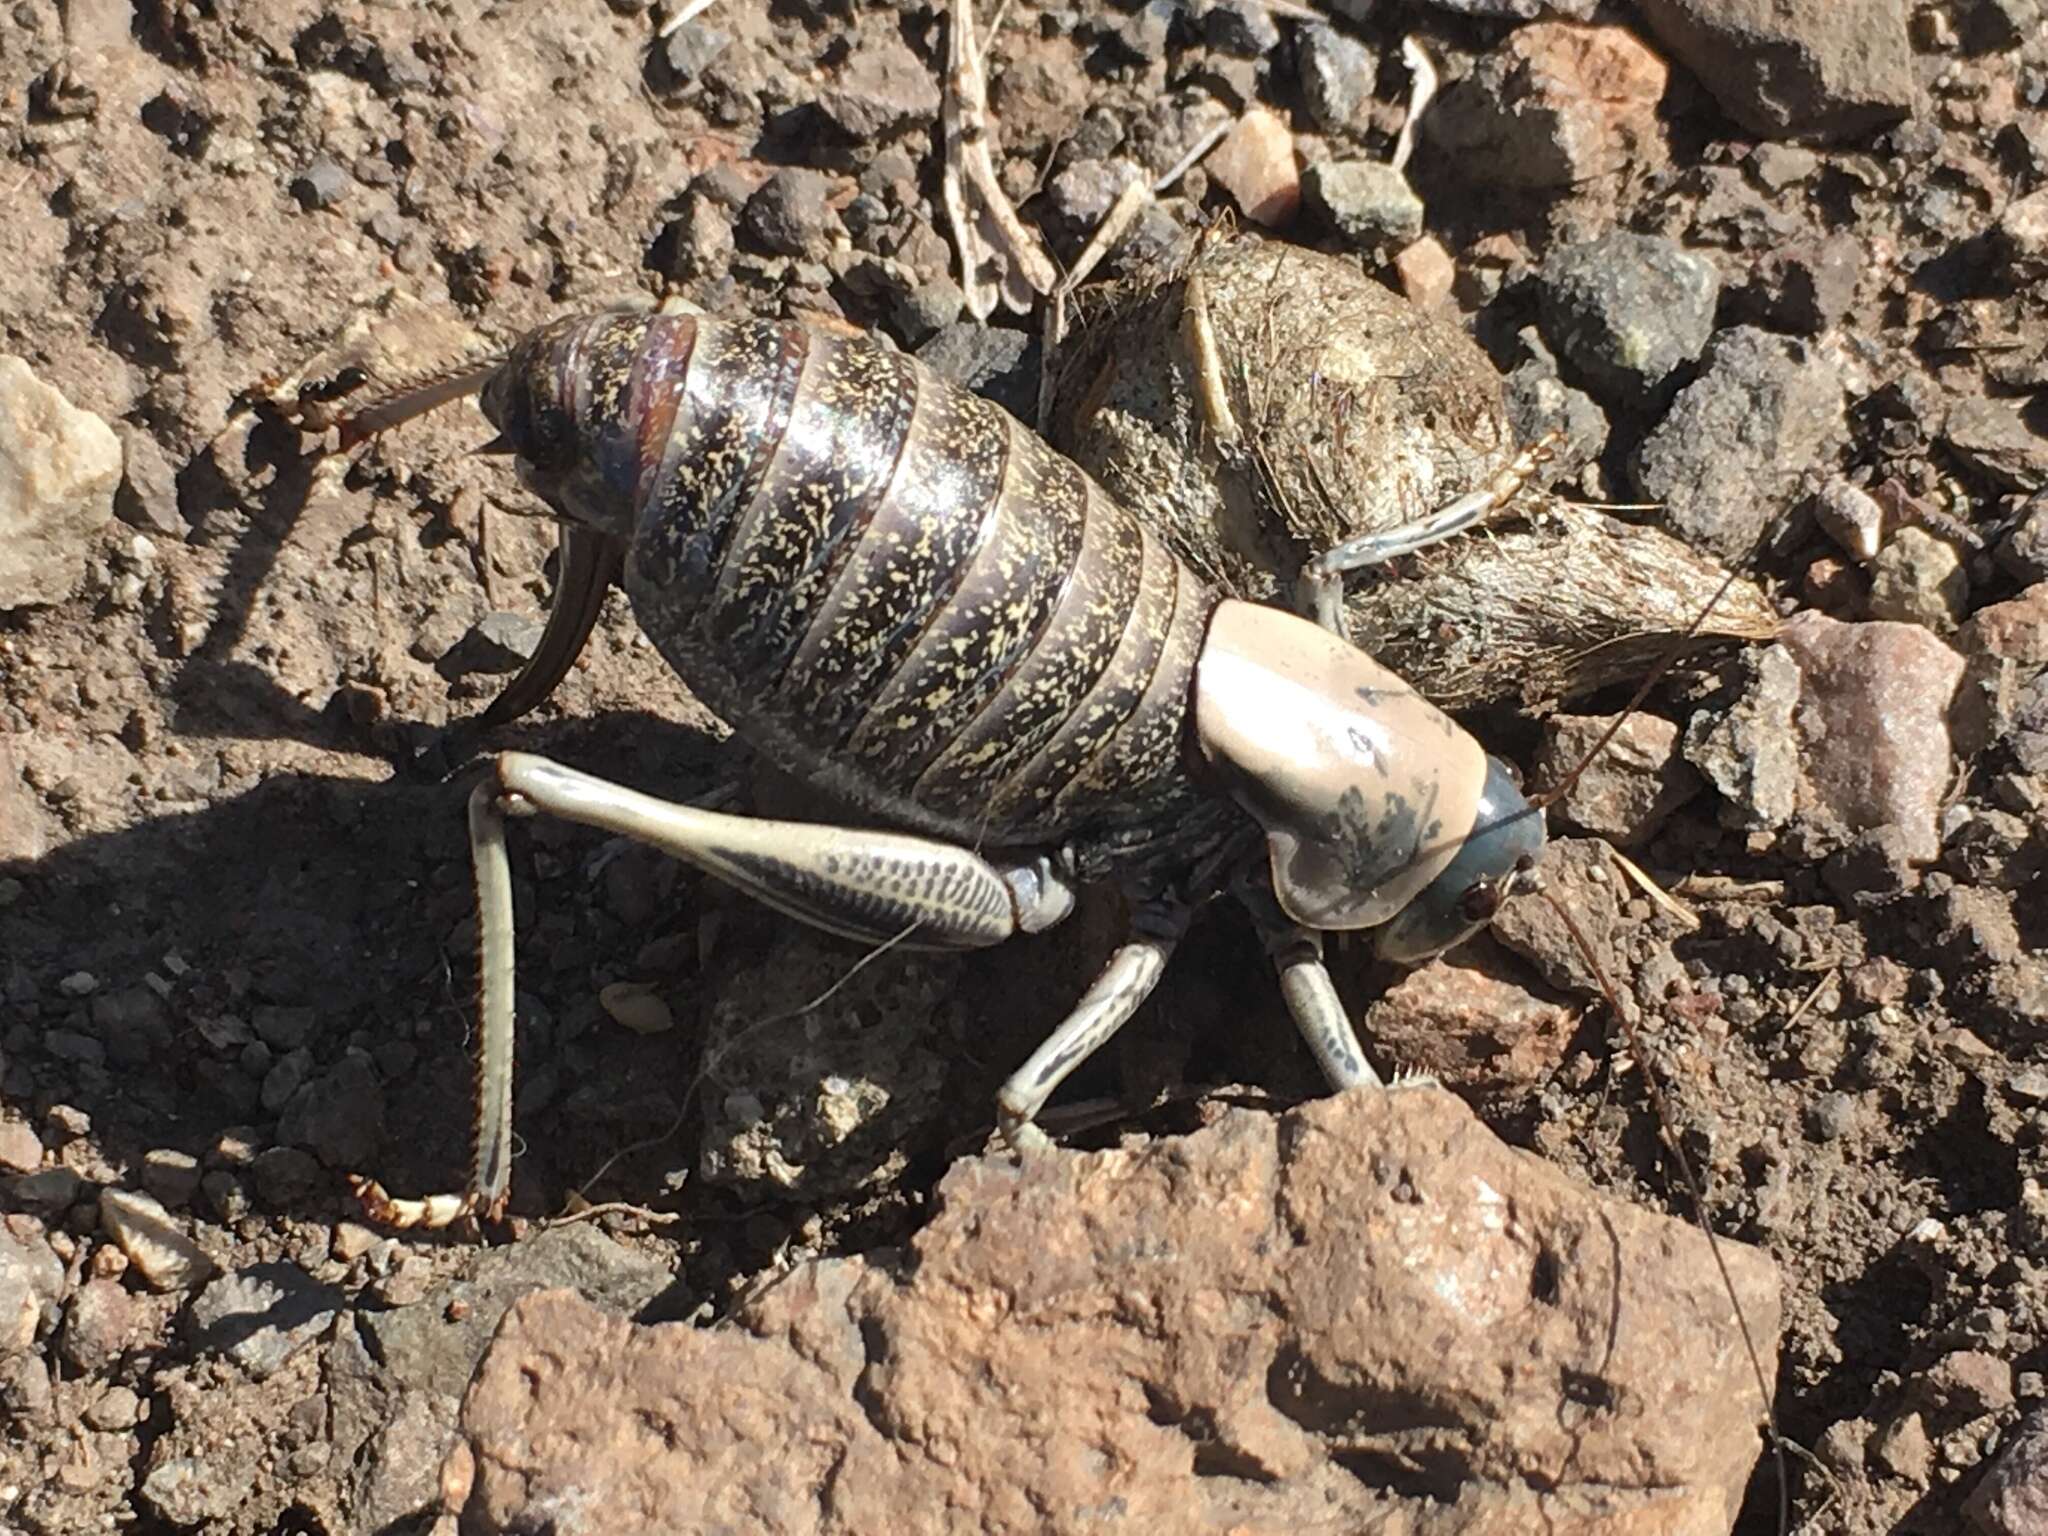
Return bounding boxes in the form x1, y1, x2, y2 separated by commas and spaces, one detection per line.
512, 312, 1234, 875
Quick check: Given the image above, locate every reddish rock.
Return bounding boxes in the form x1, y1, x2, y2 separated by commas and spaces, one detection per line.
1630, 0, 1913, 140
449, 1092, 1779, 1535
1205, 109, 1299, 228
1431, 23, 1669, 190
1954, 583, 2048, 757
1961, 584, 2048, 667
1534, 711, 1703, 847
1393, 235, 1456, 309
1779, 612, 1964, 862
1492, 837, 1639, 997
1361, 955, 1577, 1103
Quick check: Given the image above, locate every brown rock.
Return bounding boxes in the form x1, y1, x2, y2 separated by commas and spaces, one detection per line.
1492, 837, 1637, 997
61, 1278, 142, 1374
1534, 712, 1703, 847
1779, 612, 1964, 862
1917, 1349, 2015, 1420
1431, 23, 1670, 189
1955, 585, 2048, 757
1393, 235, 1456, 309
1962, 584, 2048, 667
1630, 0, 1913, 140
451, 1092, 1779, 1535
1873, 1408, 1934, 1485
1205, 109, 1299, 228
1360, 956, 1577, 1103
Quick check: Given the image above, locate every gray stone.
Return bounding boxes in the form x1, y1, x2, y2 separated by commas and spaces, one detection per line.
44, 1027, 106, 1066
0, 355, 121, 609
819, 30, 941, 141
1203, 0, 1281, 55
650, 193, 734, 285
1631, 327, 1845, 561
140, 1148, 202, 1208
1303, 160, 1425, 248
743, 168, 841, 262
658, 23, 730, 89
1813, 478, 1884, 561
250, 1144, 323, 1206
1685, 644, 1803, 830
360, 1224, 670, 1401
1504, 358, 1609, 467
261, 1047, 310, 1112
278, 1054, 387, 1169
354, 1388, 456, 1530
1866, 527, 1967, 630
889, 275, 965, 349
1945, 398, 2047, 492
460, 610, 546, 673
292, 155, 349, 210
61, 1276, 141, 1372
252, 1004, 317, 1051
917, 323, 1036, 425
7, 1165, 84, 1211
1041, 158, 1143, 249
91, 985, 172, 1070
114, 425, 184, 538
1537, 232, 1720, 402
141, 1456, 244, 1526
1630, 0, 1913, 139
191, 1263, 343, 1380
2000, 492, 2048, 583
1297, 24, 1374, 134
1806, 1091, 1859, 1141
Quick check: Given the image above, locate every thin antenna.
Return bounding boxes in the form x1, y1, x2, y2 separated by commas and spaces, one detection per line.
1542, 886, 1791, 1533
1530, 566, 1745, 811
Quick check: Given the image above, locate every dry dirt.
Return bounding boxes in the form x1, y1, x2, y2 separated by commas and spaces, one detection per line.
2, 2, 2045, 1534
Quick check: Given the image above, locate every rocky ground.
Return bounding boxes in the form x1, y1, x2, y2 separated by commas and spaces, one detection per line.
2, 0, 2046, 1532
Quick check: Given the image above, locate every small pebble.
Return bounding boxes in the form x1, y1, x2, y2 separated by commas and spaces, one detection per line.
1807, 1091, 1860, 1142
0, 1120, 43, 1174
98, 1188, 215, 1291
600, 981, 675, 1035
140, 1149, 202, 1208
1867, 527, 1968, 630
1297, 23, 1373, 134
84, 1384, 142, 1431
1813, 479, 1885, 563
291, 156, 349, 211
1204, 108, 1299, 228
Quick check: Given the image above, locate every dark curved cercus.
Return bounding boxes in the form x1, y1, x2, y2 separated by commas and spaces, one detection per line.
476, 523, 626, 727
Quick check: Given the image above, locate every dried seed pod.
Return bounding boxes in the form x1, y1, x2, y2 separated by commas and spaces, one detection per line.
1047, 231, 1780, 711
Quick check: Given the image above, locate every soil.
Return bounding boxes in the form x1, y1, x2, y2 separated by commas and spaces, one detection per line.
1, 2, 2044, 1534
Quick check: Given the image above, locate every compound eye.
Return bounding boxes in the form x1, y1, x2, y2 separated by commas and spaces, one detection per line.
1459, 881, 1501, 924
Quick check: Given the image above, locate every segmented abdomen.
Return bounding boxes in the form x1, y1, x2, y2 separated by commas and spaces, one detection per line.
551, 310, 1224, 866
